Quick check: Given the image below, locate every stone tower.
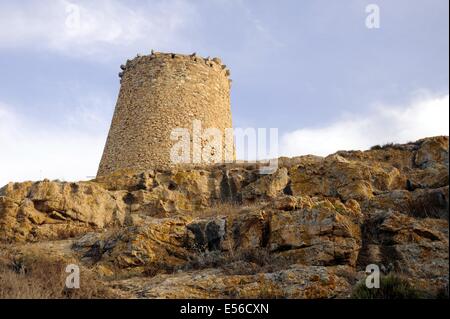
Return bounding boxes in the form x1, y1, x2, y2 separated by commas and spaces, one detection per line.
97, 52, 234, 177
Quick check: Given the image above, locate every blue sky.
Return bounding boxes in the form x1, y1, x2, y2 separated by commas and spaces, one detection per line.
0, 0, 448, 184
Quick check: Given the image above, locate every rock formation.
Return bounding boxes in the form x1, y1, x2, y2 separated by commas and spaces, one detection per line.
0, 136, 448, 298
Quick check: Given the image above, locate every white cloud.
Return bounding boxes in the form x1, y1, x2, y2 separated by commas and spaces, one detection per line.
0, 102, 106, 187
0, 0, 195, 59
280, 93, 449, 157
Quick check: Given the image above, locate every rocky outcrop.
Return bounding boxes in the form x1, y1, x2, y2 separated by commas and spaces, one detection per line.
357, 210, 448, 295
109, 265, 354, 299
0, 180, 127, 242
0, 136, 448, 298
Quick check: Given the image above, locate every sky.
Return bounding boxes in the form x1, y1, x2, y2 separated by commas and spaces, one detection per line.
0, 0, 448, 185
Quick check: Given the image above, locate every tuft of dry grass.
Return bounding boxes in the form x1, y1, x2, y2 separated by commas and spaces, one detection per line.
0, 251, 117, 299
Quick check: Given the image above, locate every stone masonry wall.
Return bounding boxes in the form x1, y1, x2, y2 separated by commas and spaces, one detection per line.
97, 52, 234, 177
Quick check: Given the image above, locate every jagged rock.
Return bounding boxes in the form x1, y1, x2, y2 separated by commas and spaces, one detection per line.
241, 167, 289, 200
0, 181, 127, 242
359, 210, 448, 294
97, 217, 190, 269
364, 186, 449, 219
289, 136, 448, 202
269, 202, 361, 267
414, 136, 449, 168
290, 154, 405, 201
185, 210, 268, 252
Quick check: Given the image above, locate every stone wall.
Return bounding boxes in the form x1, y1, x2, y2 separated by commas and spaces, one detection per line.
97, 52, 234, 177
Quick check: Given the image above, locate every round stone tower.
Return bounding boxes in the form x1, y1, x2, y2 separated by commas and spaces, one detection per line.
97, 52, 234, 177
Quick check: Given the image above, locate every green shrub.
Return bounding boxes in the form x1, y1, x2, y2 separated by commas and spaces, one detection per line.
370, 142, 409, 151
352, 274, 423, 299
370, 145, 382, 150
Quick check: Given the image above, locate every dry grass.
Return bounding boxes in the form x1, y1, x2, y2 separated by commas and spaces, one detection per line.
0, 251, 117, 299
406, 192, 449, 219
174, 247, 291, 276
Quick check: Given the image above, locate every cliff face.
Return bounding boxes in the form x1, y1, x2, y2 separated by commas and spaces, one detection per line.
0, 136, 448, 298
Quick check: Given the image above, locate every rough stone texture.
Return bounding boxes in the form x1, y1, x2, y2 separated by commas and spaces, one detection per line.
269, 203, 362, 267
355, 210, 449, 295
73, 217, 191, 270
241, 167, 289, 200
98, 52, 234, 177
0, 180, 126, 242
109, 265, 354, 299
0, 136, 448, 298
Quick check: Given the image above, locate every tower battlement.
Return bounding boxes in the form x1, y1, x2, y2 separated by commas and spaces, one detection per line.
119, 52, 231, 82
97, 51, 234, 177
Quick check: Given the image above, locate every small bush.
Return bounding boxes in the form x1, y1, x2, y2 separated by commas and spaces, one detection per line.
351, 274, 423, 299
370, 142, 407, 151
